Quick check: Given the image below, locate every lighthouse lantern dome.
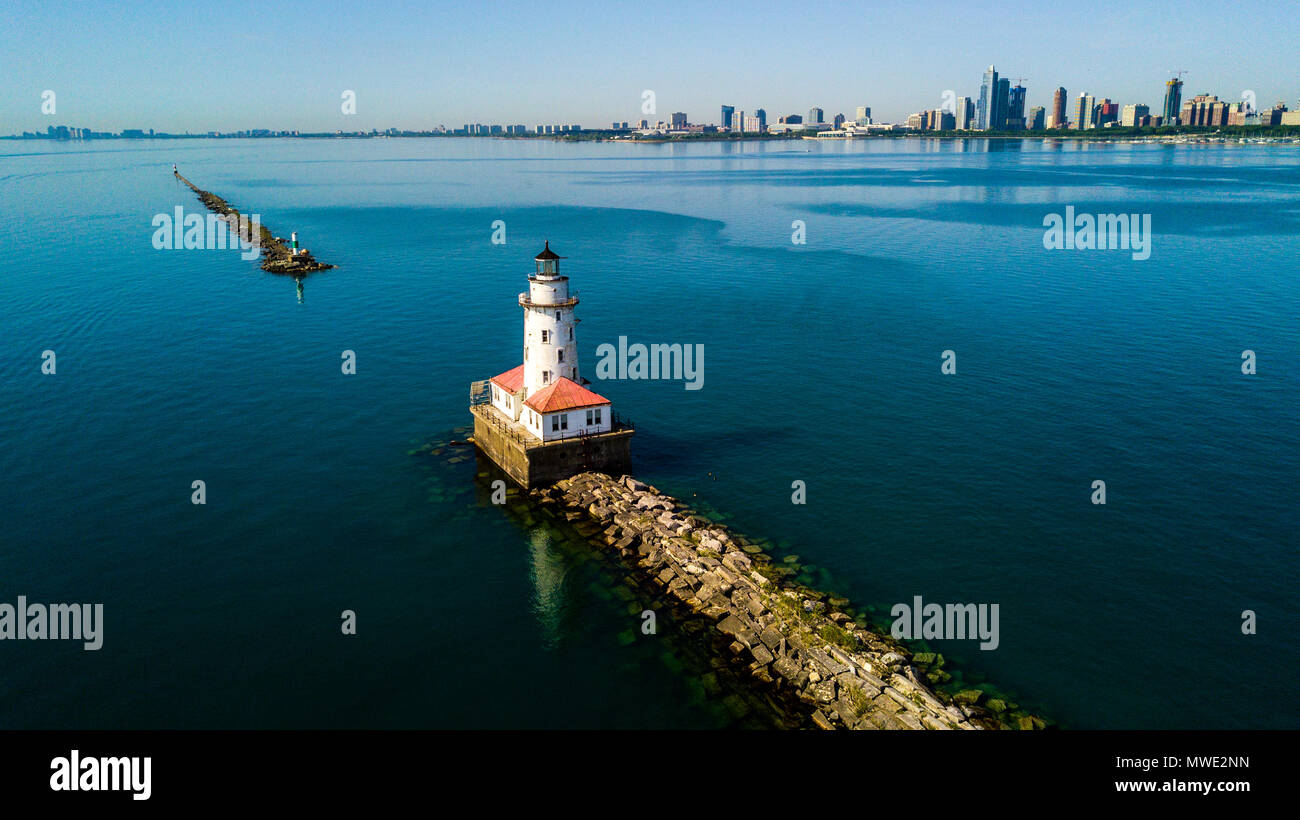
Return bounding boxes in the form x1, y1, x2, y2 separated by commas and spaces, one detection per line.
534, 241, 564, 278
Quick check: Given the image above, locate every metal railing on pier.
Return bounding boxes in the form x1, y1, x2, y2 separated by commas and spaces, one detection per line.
469, 380, 491, 406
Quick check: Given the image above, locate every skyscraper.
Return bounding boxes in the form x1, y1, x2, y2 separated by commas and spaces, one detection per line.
1179, 94, 1228, 127
1095, 100, 1118, 128
1163, 77, 1184, 125
993, 78, 1010, 129
977, 65, 998, 130
1072, 94, 1088, 129
720, 105, 735, 129
1121, 103, 1150, 127
808, 107, 824, 124
1007, 83, 1027, 129
955, 96, 973, 129
1028, 106, 1045, 130
1082, 94, 1096, 128
1050, 87, 1067, 129
855, 105, 871, 125
754, 109, 767, 130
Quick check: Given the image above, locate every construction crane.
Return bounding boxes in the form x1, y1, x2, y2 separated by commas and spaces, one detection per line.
1168, 70, 1188, 81
1011, 77, 1029, 87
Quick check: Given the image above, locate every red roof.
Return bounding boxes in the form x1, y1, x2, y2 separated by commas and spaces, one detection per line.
490, 365, 525, 393
525, 377, 611, 413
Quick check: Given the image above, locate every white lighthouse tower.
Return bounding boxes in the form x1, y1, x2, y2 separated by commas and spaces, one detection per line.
521, 242, 580, 394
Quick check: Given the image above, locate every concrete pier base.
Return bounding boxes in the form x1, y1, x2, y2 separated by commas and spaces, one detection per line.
470, 404, 633, 488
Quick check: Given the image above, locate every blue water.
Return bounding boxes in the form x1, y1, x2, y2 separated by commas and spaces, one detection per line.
1, 136, 1296, 728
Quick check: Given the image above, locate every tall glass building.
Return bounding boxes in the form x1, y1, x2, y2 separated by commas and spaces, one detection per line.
1163, 78, 1184, 125
994, 78, 1010, 129
1006, 82, 1025, 129
977, 65, 998, 130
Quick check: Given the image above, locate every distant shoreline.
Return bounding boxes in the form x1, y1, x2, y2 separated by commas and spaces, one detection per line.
7, 126, 1300, 145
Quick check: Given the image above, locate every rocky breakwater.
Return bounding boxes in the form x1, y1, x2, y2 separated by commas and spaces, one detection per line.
175, 173, 334, 275
535, 472, 1037, 730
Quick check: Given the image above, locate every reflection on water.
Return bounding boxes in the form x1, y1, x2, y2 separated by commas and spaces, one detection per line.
526, 526, 567, 649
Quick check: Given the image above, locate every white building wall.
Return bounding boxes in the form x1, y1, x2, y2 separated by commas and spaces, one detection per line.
490, 385, 522, 422
538, 406, 611, 442
522, 406, 543, 439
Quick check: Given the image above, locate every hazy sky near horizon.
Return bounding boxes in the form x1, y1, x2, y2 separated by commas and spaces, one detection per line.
4, 0, 1299, 133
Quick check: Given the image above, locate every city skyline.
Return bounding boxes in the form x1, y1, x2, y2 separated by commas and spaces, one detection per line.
4, 0, 1300, 133
17, 71, 1299, 141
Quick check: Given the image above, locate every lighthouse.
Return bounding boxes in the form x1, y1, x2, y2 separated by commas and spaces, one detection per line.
521, 242, 581, 395
470, 243, 633, 487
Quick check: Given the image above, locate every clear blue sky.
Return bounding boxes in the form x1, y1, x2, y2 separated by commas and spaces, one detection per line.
3, 0, 1298, 132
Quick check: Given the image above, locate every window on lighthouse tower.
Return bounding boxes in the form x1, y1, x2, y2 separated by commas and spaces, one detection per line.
541, 329, 550, 343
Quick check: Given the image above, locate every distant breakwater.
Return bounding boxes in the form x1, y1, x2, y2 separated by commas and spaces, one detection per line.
534, 472, 1049, 730
174, 172, 334, 274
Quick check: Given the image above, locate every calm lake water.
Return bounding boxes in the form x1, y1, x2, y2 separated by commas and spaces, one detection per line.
1, 136, 1296, 729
